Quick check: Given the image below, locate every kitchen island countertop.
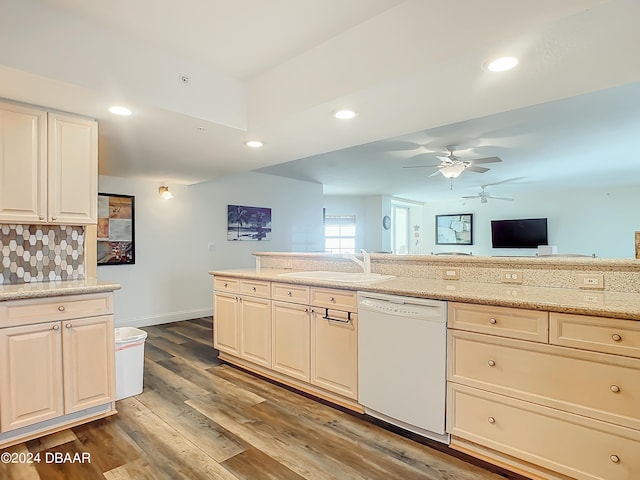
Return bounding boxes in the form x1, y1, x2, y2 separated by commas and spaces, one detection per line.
210, 268, 640, 321
0, 279, 121, 302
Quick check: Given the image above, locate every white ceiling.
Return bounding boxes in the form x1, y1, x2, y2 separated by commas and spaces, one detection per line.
1, 0, 639, 197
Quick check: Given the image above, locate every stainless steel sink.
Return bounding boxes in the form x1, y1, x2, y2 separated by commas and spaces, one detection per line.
277, 271, 394, 284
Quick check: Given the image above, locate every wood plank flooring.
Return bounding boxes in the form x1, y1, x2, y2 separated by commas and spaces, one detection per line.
1, 318, 529, 480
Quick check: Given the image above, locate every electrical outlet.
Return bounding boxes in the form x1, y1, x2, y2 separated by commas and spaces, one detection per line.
442, 268, 460, 280
501, 270, 523, 284
577, 274, 604, 290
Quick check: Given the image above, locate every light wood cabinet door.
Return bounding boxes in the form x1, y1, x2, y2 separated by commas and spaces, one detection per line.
214, 292, 240, 355
0, 102, 47, 223
0, 321, 63, 432
62, 315, 115, 414
239, 296, 271, 367
311, 310, 358, 399
272, 301, 310, 382
47, 112, 98, 224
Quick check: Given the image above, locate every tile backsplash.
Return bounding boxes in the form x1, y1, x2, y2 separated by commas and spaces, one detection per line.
0, 224, 85, 284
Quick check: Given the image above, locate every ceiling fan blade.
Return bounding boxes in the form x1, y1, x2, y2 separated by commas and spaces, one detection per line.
402, 164, 440, 169
435, 155, 452, 163
489, 196, 514, 201
466, 166, 490, 173
470, 156, 502, 164
461, 195, 480, 199
481, 176, 526, 188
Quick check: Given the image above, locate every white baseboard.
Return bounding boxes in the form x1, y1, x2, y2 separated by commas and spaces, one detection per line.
114, 308, 212, 328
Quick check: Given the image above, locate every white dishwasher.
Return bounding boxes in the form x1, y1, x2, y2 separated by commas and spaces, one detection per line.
357, 292, 449, 444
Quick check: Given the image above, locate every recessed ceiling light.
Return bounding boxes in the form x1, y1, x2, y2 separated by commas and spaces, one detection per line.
485, 56, 519, 72
108, 105, 132, 116
245, 140, 263, 148
334, 109, 358, 120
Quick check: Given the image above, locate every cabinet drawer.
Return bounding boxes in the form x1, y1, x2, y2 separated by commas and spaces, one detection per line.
214, 276, 239, 293
271, 282, 310, 304
0, 293, 113, 328
447, 383, 640, 480
448, 302, 548, 342
448, 330, 640, 431
310, 287, 357, 311
550, 313, 640, 359
239, 279, 270, 298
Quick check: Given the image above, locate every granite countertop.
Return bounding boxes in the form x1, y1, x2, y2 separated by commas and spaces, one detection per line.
210, 268, 640, 321
0, 279, 122, 302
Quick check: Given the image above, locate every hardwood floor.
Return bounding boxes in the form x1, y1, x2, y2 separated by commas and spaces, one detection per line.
1, 318, 528, 480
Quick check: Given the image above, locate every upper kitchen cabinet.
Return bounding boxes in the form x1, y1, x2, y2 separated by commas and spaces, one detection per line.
0, 101, 98, 225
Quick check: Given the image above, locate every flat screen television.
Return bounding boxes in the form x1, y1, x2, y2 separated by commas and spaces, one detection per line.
491, 218, 548, 248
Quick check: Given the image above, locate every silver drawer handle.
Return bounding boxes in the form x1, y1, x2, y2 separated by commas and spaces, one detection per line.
58, 305, 65, 312
610, 385, 621, 393
487, 417, 496, 424
52, 324, 59, 330
489, 318, 497, 324
611, 333, 622, 342
610, 455, 620, 464
488, 360, 496, 367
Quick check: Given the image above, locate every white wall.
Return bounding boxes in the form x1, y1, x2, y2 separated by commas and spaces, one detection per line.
426, 186, 640, 258
98, 172, 324, 327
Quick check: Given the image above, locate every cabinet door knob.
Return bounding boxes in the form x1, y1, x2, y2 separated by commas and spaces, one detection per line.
287, 291, 292, 296
66, 323, 72, 329
252, 287, 256, 292
58, 305, 65, 312
489, 318, 497, 324
224, 282, 228, 288
52, 324, 59, 330
488, 360, 496, 367
610, 385, 621, 393
487, 417, 496, 424
330, 297, 336, 303
610, 455, 620, 464
611, 333, 622, 342
52, 216, 57, 221
39, 216, 45, 220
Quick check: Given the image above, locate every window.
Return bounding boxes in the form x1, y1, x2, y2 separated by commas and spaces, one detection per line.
391, 206, 410, 254
324, 215, 356, 253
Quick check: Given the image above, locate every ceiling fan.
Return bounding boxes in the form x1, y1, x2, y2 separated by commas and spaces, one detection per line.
402, 145, 502, 179
462, 184, 514, 203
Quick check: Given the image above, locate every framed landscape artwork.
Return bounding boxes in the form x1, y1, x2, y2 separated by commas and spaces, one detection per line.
227, 204, 272, 241
97, 193, 135, 265
435, 213, 473, 245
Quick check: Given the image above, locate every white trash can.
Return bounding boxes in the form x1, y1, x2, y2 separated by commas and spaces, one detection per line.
114, 327, 148, 400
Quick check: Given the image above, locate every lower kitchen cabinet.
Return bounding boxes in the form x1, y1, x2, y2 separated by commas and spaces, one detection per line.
0, 321, 64, 432
239, 295, 271, 368
62, 315, 115, 413
213, 292, 240, 355
213, 276, 360, 410
447, 303, 640, 480
0, 293, 116, 446
272, 300, 310, 381
310, 309, 358, 399
213, 280, 271, 367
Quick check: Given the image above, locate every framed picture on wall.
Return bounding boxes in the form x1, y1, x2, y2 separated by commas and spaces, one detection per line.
435, 213, 473, 245
227, 204, 272, 241
97, 193, 135, 265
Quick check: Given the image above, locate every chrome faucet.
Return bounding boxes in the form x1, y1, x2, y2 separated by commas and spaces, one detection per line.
345, 249, 371, 274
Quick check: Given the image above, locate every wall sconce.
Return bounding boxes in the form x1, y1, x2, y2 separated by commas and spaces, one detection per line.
159, 186, 173, 200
